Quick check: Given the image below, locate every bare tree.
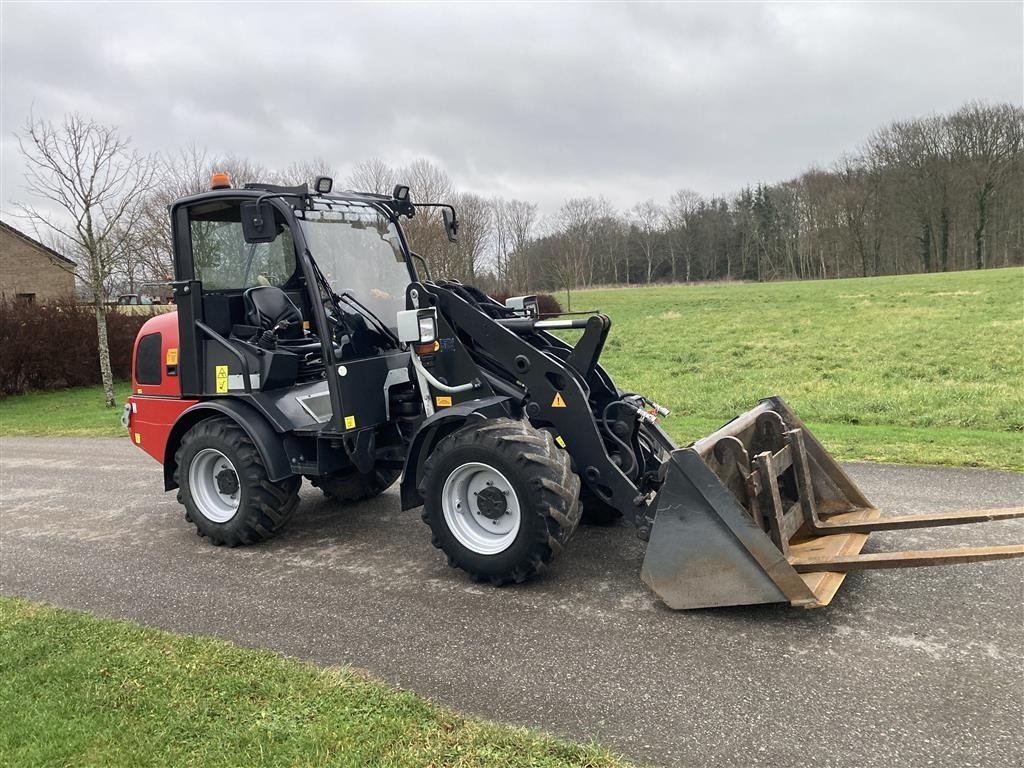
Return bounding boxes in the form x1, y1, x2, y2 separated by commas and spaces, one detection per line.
666, 189, 700, 283
345, 158, 397, 194
492, 197, 538, 291
629, 199, 664, 283
400, 159, 454, 272
551, 197, 597, 308
16, 112, 157, 406
284, 156, 337, 187
447, 192, 493, 281
947, 102, 1024, 269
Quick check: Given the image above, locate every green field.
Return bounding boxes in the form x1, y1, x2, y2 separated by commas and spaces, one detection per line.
1, 268, 1021, 469
573, 267, 1023, 470
0, 597, 633, 768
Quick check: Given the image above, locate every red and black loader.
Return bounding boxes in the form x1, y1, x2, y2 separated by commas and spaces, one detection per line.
124, 173, 1024, 610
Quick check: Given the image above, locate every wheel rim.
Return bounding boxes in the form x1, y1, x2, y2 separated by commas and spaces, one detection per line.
188, 448, 241, 523
441, 462, 521, 555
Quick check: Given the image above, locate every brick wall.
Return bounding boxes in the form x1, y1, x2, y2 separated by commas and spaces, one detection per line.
0, 225, 77, 302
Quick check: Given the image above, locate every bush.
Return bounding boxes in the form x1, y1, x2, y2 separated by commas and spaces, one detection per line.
488, 291, 563, 316
0, 298, 151, 396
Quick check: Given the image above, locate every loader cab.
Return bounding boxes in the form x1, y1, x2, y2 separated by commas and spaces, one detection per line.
168, 182, 419, 441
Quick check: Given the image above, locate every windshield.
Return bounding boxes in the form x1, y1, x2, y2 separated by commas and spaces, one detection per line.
297, 203, 412, 327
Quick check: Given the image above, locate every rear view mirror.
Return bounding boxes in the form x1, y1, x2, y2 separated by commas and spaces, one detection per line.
442, 208, 459, 243
241, 202, 278, 243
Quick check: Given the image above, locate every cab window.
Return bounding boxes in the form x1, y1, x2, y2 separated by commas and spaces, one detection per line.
189, 201, 297, 290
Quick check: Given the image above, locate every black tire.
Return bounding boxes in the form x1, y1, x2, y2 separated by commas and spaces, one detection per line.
420, 418, 581, 585
314, 465, 400, 503
174, 417, 301, 546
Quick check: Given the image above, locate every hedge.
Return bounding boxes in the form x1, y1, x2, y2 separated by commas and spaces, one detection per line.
0, 298, 152, 396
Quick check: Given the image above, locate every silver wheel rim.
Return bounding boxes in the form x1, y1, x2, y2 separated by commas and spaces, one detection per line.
441, 462, 521, 555
188, 448, 240, 523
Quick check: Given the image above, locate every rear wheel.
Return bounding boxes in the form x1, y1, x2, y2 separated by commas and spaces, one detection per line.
174, 417, 300, 546
314, 465, 400, 503
420, 418, 581, 585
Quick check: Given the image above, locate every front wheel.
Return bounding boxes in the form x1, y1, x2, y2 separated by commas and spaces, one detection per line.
174, 417, 300, 546
420, 418, 581, 585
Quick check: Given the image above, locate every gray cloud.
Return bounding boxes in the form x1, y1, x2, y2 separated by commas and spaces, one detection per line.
2, 1, 1021, 215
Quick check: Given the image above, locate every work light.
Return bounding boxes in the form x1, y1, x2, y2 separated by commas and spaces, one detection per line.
418, 314, 437, 343
314, 176, 333, 194
397, 308, 439, 345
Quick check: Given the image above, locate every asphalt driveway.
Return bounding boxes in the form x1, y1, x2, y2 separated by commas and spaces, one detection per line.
1, 436, 1022, 767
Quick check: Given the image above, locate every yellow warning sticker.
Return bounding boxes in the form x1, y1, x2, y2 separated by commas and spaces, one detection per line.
166, 347, 178, 365
551, 392, 567, 408
554, 435, 566, 448
436, 395, 453, 407
134, 432, 141, 444
215, 365, 229, 393
344, 415, 356, 429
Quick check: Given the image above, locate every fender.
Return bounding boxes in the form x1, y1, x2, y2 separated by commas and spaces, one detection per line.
163, 399, 293, 490
400, 396, 512, 510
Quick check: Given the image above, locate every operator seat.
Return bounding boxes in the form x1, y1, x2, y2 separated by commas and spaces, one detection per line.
244, 286, 305, 339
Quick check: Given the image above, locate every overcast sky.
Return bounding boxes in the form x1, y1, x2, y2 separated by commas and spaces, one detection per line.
1, 1, 1021, 217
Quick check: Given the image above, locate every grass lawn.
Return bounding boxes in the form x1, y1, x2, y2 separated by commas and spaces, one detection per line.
1, 268, 1021, 469
0, 597, 634, 768
0, 381, 132, 437
571, 267, 1023, 471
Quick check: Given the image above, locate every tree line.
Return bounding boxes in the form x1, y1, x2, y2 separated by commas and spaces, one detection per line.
10, 101, 1022, 403
512, 101, 1023, 301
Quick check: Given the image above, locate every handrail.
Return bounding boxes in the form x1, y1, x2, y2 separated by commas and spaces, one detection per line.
196, 321, 253, 394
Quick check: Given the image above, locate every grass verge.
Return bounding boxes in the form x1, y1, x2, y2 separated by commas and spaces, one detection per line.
0, 596, 635, 768
0, 382, 132, 437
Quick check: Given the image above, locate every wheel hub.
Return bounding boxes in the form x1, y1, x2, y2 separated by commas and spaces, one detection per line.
216, 468, 239, 496
188, 448, 241, 524
440, 462, 522, 555
476, 486, 508, 519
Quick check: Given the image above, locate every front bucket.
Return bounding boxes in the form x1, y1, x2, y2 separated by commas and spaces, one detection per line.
640, 397, 1024, 610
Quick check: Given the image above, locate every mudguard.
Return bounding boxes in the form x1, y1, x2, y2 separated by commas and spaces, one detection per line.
163, 399, 293, 490
400, 396, 512, 510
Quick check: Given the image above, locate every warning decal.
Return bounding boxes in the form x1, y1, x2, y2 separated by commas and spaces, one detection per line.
166, 348, 178, 365
436, 395, 453, 407
344, 415, 357, 429
551, 392, 567, 408
215, 365, 229, 393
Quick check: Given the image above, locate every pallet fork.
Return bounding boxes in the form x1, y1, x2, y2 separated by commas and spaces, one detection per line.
642, 398, 1024, 609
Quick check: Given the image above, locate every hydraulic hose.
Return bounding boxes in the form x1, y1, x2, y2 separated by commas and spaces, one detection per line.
601, 401, 638, 478
410, 351, 479, 394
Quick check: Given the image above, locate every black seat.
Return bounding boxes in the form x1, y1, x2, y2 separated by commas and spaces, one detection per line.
244, 286, 304, 338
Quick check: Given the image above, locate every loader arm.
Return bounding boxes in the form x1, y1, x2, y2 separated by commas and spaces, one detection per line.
409, 281, 659, 526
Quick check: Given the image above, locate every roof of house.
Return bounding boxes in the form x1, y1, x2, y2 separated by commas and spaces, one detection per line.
0, 220, 78, 270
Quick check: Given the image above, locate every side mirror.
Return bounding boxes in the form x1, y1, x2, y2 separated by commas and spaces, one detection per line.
442, 208, 459, 243
241, 201, 278, 243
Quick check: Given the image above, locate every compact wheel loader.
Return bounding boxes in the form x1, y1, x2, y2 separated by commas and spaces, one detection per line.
124, 174, 1024, 609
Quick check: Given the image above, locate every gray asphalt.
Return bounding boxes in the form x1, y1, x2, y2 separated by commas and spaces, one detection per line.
1, 436, 1022, 768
